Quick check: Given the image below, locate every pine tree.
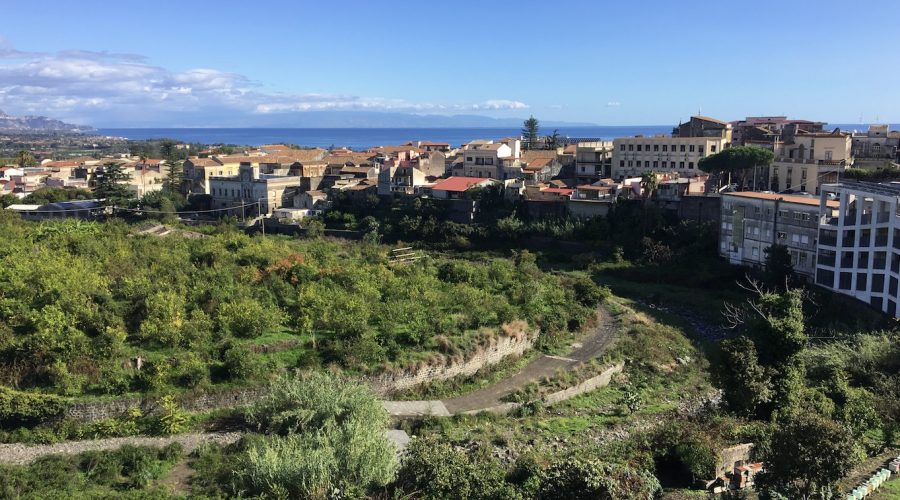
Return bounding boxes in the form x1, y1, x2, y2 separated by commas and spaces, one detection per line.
94, 162, 133, 206
164, 156, 184, 194
522, 116, 539, 150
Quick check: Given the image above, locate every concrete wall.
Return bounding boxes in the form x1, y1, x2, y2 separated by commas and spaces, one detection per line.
543, 363, 624, 405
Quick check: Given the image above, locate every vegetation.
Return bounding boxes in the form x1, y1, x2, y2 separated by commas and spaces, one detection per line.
522, 115, 540, 150
0, 443, 183, 498
698, 145, 774, 190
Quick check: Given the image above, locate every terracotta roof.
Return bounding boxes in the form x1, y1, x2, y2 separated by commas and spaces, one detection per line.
540, 187, 574, 196
43, 160, 81, 168
215, 155, 259, 164
576, 184, 612, 191
525, 157, 552, 168
418, 141, 449, 146
724, 191, 838, 208
520, 150, 557, 162
430, 176, 494, 192
187, 158, 224, 167
691, 115, 730, 126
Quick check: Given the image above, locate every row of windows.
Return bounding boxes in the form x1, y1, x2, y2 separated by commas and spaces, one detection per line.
619, 160, 695, 169
620, 143, 718, 153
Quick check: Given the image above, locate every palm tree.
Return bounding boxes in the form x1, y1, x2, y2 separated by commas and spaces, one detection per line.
640, 171, 658, 201
15, 150, 36, 168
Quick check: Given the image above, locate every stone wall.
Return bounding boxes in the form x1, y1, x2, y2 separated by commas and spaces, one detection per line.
369, 332, 536, 395
543, 363, 624, 406
65, 332, 536, 422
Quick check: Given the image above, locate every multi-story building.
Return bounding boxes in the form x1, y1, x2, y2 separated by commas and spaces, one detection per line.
575, 141, 613, 182
851, 124, 900, 160
719, 191, 834, 279
208, 163, 302, 216
673, 116, 733, 142
730, 116, 825, 147
612, 135, 727, 179
815, 181, 900, 317
768, 130, 852, 195
459, 139, 521, 179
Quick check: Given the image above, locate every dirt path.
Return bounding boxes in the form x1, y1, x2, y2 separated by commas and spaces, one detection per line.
443, 307, 617, 414
0, 432, 243, 466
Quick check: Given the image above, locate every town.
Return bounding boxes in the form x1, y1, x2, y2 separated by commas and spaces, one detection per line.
4, 115, 900, 318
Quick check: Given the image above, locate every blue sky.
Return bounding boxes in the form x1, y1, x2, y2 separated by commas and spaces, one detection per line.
1, 0, 898, 127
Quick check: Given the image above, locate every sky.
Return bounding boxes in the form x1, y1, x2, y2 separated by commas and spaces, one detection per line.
0, 0, 899, 127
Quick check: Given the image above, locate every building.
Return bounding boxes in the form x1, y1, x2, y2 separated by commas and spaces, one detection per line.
460, 139, 521, 179
768, 130, 852, 194
428, 176, 498, 200
719, 191, 835, 279
575, 141, 614, 182
612, 135, 727, 179
208, 163, 302, 216
730, 116, 825, 147
851, 124, 900, 160
815, 181, 900, 317
673, 116, 733, 142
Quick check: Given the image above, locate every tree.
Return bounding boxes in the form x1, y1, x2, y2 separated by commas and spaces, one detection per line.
238, 372, 397, 498
163, 158, 184, 194
15, 150, 36, 168
522, 115, 540, 150
545, 128, 561, 150
715, 336, 772, 418
394, 437, 518, 499
755, 412, 859, 499
537, 457, 661, 500
94, 162, 133, 206
640, 171, 658, 200
698, 146, 774, 190
764, 244, 795, 290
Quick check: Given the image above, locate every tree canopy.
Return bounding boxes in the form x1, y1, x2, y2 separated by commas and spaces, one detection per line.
522, 115, 540, 150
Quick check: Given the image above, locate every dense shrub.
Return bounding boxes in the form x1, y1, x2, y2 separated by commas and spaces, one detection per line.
0, 387, 69, 428
537, 457, 661, 499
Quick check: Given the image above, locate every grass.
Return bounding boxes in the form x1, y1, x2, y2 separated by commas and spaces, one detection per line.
870, 476, 900, 499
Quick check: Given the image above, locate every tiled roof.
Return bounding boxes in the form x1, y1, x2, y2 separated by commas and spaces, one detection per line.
430, 176, 493, 192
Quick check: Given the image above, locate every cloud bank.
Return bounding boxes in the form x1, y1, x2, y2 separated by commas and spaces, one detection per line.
0, 38, 528, 126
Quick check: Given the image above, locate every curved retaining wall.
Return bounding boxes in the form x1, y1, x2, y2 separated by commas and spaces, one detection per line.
65, 333, 536, 423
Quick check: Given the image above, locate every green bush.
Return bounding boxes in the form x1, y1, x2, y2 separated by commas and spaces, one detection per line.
0, 387, 69, 428
537, 457, 661, 499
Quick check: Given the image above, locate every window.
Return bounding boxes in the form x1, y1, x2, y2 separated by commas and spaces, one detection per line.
689, 145, 695, 152
662, 145, 668, 152
752, 247, 759, 257
856, 273, 868, 291
680, 145, 686, 152
711, 145, 718, 153
653, 145, 659, 152
653, 161, 658, 168
466, 156, 473, 162
661, 161, 667, 168
801, 235, 809, 244
628, 144, 634, 151
627, 161, 633, 167
679, 161, 685, 168
637, 145, 642, 152
619, 160, 625, 167
825, 150, 833, 160
645, 161, 650, 168
620, 144, 625, 151
699, 146, 704, 154
688, 162, 694, 169
777, 231, 787, 239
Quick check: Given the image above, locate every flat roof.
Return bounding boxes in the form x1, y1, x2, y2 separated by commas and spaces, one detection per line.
723, 191, 838, 208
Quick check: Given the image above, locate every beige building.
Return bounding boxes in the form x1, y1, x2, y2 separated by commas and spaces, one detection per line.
719, 191, 838, 279
575, 141, 613, 182
612, 135, 727, 179
209, 164, 302, 216
768, 130, 852, 194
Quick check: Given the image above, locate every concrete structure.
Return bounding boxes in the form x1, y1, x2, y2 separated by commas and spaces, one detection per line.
768, 130, 853, 194
851, 124, 899, 160
208, 164, 302, 215
730, 116, 825, 147
816, 182, 900, 317
719, 191, 836, 279
612, 135, 727, 179
460, 139, 521, 180
428, 176, 497, 200
575, 141, 613, 182
673, 116, 733, 143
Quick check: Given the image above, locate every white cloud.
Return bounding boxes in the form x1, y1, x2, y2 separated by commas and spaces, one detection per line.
0, 40, 530, 125
606, 101, 622, 107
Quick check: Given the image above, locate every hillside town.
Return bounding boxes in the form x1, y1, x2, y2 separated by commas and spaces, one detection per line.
4, 115, 900, 318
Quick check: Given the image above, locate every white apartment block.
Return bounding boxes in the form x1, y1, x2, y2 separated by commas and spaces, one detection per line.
719, 191, 833, 279
575, 141, 613, 181
815, 182, 900, 317
768, 131, 852, 195
460, 138, 521, 180
612, 136, 727, 179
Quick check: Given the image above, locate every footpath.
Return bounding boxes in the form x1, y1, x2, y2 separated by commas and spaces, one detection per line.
0, 307, 620, 465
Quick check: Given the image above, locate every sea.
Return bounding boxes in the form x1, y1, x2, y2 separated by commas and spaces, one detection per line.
95, 126, 672, 150
95, 124, 893, 150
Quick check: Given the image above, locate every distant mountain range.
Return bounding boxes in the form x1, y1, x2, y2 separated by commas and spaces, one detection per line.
0, 109, 95, 133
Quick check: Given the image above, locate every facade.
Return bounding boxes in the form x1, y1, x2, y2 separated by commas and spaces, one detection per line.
460, 139, 521, 179
851, 125, 899, 160
612, 136, 727, 179
672, 116, 733, 143
815, 182, 900, 317
730, 116, 825, 147
208, 164, 302, 215
768, 131, 853, 194
719, 191, 834, 279
575, 141, 613, 182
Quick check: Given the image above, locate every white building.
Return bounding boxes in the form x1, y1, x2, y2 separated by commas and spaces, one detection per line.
460, 138, 521, 179
815, 182, 900, 317
612, 136, 727, 179
575, 141, 613, 182
719, 191, 834, 279
209, 164, 302, 216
